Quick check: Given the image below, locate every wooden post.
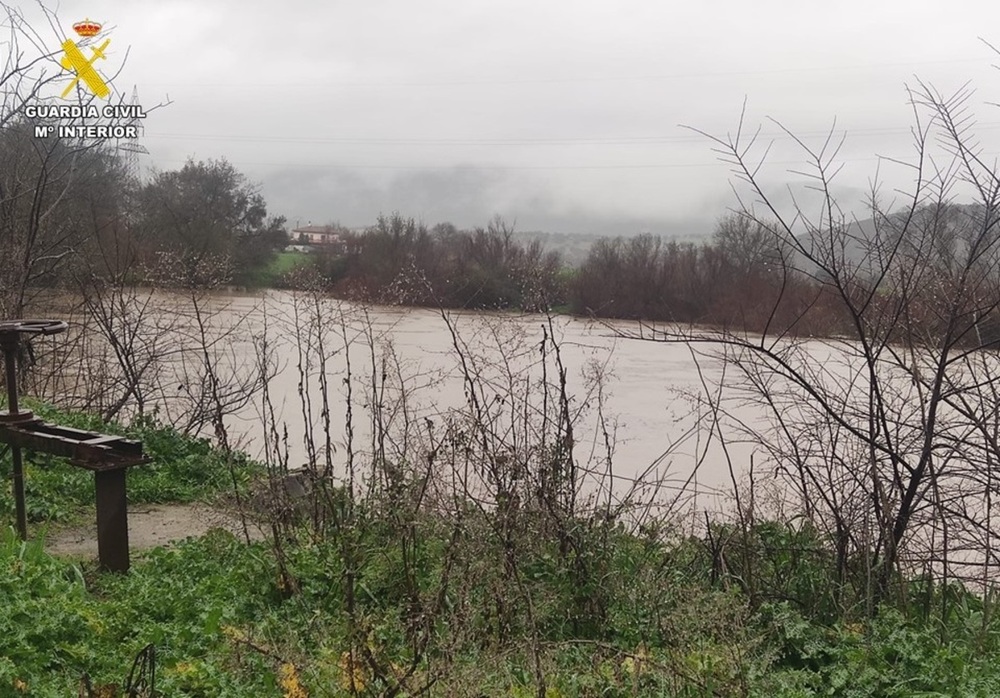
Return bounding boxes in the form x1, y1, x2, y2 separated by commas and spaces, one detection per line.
10, 446, 26, 541
95, 468, 130, 573
1, 334, 27, 540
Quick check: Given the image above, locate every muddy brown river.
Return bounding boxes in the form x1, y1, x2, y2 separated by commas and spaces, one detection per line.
46, 289, 770, 511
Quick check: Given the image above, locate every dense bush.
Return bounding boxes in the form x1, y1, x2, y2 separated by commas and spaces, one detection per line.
303, 213, 566, 312
568, 226, 844, 336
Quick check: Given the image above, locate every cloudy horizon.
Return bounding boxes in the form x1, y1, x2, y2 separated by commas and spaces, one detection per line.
19, 0, 1000, 236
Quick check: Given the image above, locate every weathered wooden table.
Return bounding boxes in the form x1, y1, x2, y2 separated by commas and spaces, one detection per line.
0, 319, 149, 572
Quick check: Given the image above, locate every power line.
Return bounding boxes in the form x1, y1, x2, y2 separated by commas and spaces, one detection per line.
142, 122, 1000, 148
137, 56, 989, 89
150, 152, 987, 172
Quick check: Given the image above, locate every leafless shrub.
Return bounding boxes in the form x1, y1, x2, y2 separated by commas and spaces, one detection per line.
229, 270, 702, 695
613, 81, 1000, 613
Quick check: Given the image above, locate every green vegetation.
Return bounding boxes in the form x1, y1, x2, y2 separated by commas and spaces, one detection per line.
132, 159, 289, 288
3, 407, 1000, 696
244, 251, 315, 289
270, 251, 315, 277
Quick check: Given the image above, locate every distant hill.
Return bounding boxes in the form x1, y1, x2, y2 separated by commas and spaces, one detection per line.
792, 203, 987, 280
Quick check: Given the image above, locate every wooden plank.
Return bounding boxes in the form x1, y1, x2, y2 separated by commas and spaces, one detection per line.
0, 421, 148, 470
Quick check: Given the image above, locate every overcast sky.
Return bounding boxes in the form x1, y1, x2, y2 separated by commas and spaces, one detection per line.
19, 0, 1000, 236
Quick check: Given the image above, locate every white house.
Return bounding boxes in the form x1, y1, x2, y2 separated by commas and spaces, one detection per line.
291, 225, 345, 246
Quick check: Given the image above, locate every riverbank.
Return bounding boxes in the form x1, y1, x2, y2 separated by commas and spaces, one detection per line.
3, 405, 1000, 696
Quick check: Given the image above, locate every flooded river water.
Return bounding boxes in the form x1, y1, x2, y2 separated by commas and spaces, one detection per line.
123, 289, 767, 512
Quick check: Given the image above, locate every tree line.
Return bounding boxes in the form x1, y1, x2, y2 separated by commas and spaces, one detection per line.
1, 120, 288, 318
306, 214, 562, 312
302, 211, 844, 338
305, 203, 1000, 349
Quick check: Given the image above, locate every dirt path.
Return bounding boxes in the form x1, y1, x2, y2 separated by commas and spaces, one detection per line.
45, 503, 266, 559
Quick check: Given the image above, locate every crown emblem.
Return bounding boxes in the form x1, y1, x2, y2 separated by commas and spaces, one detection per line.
72, 19, 102, 38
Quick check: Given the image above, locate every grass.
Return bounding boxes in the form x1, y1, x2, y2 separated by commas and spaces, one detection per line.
269, 251, 314, 276
230, 250, 316, 289
246, 251, 315, 288
5, 512, 1000, 696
